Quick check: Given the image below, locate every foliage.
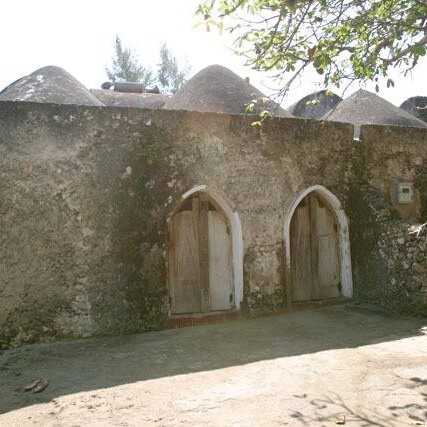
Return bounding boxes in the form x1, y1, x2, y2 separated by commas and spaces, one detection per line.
106, 35, 155, 86
106, 37, 189, 93
196, 0, 427, 98
157, 43, 190, 93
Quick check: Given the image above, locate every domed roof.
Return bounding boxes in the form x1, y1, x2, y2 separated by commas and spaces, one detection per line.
399, 96, 427, 124
163, 64, 290, 117
325, 89, 426, 128
0, 66, 103, 106
287, 90, 342, 119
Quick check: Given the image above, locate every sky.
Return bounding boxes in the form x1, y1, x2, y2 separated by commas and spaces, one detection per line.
1, 0, 426, 109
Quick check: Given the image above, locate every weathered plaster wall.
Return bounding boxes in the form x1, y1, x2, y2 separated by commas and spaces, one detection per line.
0, 101, 354, 347
357, 125, 427, 221
349, 125, 427, 315
4, 101, 426, 348
0, 103, 175, 347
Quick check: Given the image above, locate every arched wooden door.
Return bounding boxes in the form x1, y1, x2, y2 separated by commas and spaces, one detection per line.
290, 193, 341, 301
168, 193, 234, 314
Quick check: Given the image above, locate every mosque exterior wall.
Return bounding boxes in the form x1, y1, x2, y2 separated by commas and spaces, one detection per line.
0, 100, 425, 348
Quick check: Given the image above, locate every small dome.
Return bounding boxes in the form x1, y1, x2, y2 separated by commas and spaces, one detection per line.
399, 96, 427, 124
0, 66, 103, 106
288, 90, 342, 119
325, 89, 426, 128
163, 64, 290, 117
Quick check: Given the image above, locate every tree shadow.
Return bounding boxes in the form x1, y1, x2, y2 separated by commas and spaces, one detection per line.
0, 303, 426, 415
284, 376, 427, 426
387, 377, 427, 425
288, 393, 393, 426
285, 382, 427, 427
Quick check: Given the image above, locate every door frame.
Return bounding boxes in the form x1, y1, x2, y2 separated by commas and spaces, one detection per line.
284, 185, 353, 309
167, 185, 244, 311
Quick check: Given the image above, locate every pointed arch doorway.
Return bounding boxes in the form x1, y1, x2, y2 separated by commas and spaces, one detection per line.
284, 185, 353, 305
168, 188, 243, 314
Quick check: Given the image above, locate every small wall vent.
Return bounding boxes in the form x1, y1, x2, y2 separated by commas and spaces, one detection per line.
396, 182, 413, 204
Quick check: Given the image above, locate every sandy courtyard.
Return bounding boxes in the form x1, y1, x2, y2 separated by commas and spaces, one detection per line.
1, 303, 426, 426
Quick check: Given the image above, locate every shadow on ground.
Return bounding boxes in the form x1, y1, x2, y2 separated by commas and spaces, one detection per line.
0, 303, 426, 415
286, 377, 427, 426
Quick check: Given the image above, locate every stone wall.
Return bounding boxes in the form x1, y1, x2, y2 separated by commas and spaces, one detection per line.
0, 101, 354, 347
357, 125, 427, 221
378, 221, 427, 312
0, 102, 175, 347
349, 125, 427, 315
2, 100, 427, 349
349, 186, 427, 314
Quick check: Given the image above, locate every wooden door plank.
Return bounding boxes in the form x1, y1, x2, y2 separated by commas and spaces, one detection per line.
208, 211, 233, 310
169, 211, 202, 313
309, 195, 321, 299
317, 205, 341, 298
198, 195, 210, 312
291, 205, 312, 301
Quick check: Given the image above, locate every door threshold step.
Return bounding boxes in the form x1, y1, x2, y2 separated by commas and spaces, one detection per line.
291, 297, 351, 311
169, 310, 241, 329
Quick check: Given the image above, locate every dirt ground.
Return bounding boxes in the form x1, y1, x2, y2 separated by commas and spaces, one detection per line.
0, 303, 426, 426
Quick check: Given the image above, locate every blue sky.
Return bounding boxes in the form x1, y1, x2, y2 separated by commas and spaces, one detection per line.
1, 0, 426, 108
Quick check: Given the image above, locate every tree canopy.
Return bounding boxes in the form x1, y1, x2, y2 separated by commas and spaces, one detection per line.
106, 35, 155, 86
158, 43, 191, 93
196, 0, 427, 99
106, 36, 190, 93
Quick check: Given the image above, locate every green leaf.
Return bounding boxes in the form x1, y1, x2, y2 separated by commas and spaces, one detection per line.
196, 0, 427, 99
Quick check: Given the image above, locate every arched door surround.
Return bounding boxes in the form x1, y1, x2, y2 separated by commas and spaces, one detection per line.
167, 185, 243, 314
284, 185, 353, 306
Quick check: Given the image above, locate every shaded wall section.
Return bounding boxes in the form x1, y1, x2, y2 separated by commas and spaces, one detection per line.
0, 101, 354, 347
349, 125, 427, 314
